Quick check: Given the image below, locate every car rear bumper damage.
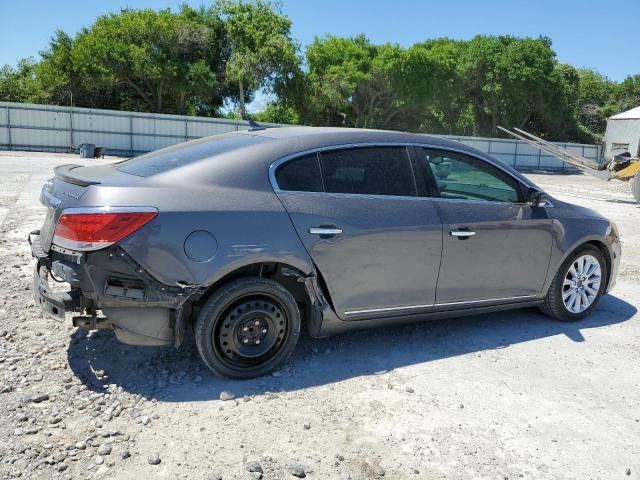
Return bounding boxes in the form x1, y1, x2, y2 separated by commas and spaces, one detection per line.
29, 231, 203, 347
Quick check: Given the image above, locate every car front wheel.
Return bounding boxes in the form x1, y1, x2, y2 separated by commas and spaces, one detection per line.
195, 277, 301, 379
540, 245, 607, 322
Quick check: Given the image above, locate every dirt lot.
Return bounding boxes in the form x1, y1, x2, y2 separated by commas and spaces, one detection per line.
0, 153, 638, 480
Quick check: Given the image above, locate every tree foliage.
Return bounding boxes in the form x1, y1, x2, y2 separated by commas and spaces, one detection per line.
0, 58, 48, 104
399, 39, 469, 134
217, 0, 298, 118
299, 35, 405, 128
293, 34, 638, 141
0, 2, 293, 117
0, 2, 638, 141
71, 7, 227, 114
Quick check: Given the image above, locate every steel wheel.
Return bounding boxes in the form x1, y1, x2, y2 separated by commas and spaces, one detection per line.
561, 254, 602, 314
195, 277, 301, 379
215, 295, 289, 368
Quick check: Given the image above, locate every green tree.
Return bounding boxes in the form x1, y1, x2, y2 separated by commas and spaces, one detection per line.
0, 58, 48, 103
2, 4, 639, 143
612, 74, 640, 113
398, 39, 468, 133
253, 102, 298, 124
529, 63, 583, 141
575, 69, 614, 137
71, 7, 227, 114
36, 31, 77, 105
460, 35, 563, 136
301, 35, 405, 128
217, 0, 298, 118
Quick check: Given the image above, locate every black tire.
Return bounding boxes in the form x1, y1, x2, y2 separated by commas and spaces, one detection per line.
632, 173, 640, 205
195, 277, 301, 379
539, 244, 607, 322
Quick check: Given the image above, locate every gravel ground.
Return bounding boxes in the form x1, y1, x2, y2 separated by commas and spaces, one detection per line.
0, 153, 638, 480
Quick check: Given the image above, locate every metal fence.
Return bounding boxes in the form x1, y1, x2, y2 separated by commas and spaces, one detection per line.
432, 134, 602, 171
0, 101, 602, 170
0, 101, 283, 156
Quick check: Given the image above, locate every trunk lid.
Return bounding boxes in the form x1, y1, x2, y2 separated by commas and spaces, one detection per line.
38, 163, 135, 252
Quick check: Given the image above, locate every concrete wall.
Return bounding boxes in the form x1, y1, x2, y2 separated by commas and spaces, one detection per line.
0, 101, 602, 171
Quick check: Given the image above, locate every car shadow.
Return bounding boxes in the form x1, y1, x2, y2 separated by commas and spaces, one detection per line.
66, 294, 636, 402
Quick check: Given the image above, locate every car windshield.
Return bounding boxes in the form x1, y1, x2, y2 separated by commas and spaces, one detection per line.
117, 133, 270, 177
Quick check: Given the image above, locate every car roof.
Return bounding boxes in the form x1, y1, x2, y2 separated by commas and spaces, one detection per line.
239, 126, 470, 151
237, 126, 535, 185
146, 126, 536, 192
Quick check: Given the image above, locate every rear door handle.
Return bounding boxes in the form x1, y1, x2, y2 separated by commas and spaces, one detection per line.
309, 227, 342, 236
450, 229, 476, 238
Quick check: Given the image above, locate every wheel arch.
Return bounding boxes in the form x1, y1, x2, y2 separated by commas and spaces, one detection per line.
545, 237, 612, 296
182, 259, 335, 341
198, 261, 312, 304
584, 239, 612, 290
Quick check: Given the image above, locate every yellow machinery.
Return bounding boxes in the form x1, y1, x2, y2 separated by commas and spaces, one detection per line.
498, 126, 640, 204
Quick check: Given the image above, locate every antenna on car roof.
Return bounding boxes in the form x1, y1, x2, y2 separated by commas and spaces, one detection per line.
248, 120, 267, 132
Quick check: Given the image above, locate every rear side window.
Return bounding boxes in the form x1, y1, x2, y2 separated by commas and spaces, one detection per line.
275, 153, 323, 192
320, 147, 416, 197
118, 133, 269, 177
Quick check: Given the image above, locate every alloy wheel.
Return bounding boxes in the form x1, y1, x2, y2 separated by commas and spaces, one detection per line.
562, 254, 602, 314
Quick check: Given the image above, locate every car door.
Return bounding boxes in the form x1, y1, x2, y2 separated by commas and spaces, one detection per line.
417, 148, 554, 305
273, 146, 443, 319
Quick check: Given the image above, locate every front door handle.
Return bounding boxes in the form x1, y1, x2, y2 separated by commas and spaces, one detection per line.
450, 229, 476, 238
309, 226, 342, 236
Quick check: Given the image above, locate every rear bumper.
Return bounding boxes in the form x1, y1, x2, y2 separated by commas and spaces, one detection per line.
30, 230, 83, 321
32, 261, 82, 322
29, 231, 201, 346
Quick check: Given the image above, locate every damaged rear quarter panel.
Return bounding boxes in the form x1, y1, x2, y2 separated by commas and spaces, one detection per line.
79, 183, 315, 288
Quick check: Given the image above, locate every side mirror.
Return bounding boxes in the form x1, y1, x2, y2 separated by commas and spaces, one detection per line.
527, 188, 548, 207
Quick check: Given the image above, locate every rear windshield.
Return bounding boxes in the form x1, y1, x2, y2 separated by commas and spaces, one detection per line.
117, 133, 269, 177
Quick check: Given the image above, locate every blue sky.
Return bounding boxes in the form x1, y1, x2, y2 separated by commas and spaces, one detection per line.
1, 1, 637, 95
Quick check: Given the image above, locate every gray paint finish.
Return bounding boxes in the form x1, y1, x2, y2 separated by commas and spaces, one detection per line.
34, 126, 622, 342
277, 191, 443, 318
433, 199, 554, 303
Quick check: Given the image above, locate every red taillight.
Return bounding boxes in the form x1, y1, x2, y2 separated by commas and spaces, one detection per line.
53, 210, 157, 251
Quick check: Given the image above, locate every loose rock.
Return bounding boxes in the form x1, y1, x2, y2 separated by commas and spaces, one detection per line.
219, 390, 236, 401
30, 392, 49, 403
288, 463, 306, 478
97, 443, 112, 456
139, 415, 151, 426
245, 461, 263, 473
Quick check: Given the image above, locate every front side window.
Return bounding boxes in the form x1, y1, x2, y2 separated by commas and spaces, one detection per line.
275, 153, 323, 192
320, 147, 416, 197
421, 149, 521, 203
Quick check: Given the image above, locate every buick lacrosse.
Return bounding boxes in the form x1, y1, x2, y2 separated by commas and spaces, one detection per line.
30, 127, 621, 378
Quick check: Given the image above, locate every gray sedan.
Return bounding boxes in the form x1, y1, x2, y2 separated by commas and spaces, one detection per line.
30, 127, 621, 378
